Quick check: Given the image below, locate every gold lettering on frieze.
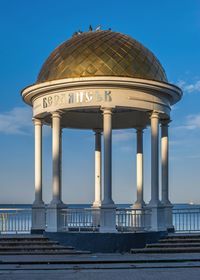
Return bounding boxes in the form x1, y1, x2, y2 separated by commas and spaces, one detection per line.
42, 90, 112, 109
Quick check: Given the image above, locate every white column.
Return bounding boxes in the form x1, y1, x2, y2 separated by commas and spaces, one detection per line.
148, 111, 165, 232
100, 108, 116, 233
33, 118, 43, 204
161, 120, 173, 232
161, 120, 170, 205
32, 118, 45, 233
93, 129, 102, 208
47, 111, 65, 232
51, 111, 62, 204
102, 108, 114, 206
133, 127, 145, 208
149, 111, 160, 206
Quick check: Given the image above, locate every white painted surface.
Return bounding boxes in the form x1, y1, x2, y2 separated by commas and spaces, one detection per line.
133, 128, 145, 209
93, 130, 102, 208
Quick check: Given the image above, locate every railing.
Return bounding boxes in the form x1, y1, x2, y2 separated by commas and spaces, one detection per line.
1, 206, 200, 234
173, 207, 200, 232
60, 208, 151, 232
0, 208, 31, 233
116, 208, 151, 232
60, 208, 100, 232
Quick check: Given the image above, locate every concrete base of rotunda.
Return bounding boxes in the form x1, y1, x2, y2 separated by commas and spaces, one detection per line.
31, 202, 46, 234
44, 231, 167, 253
46, 201, 67, 232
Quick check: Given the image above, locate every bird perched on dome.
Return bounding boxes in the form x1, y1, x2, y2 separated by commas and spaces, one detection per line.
96, 25, 101, 31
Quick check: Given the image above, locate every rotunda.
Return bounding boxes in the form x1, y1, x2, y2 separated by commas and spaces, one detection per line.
21, 29, 182, 234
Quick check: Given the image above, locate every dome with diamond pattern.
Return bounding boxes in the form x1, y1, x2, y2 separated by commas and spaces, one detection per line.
37, 30, 167, 83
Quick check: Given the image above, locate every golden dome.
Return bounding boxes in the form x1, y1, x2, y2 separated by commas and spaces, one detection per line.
37, 30, 167, 83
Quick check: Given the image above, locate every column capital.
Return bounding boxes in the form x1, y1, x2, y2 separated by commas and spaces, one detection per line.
101, 107, 113, 115
161, 119, 171, 127
32, 118, 43, 126
93, 128, 102, 134
150, 111, 160, 119
51, 111, 62, 119
135, 126, 145, 133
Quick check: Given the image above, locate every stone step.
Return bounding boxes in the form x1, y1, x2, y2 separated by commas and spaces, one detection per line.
0, 245, 73, 251
0, 235, 44, 238
0, 235, 89, 255
0, 237, 49, 242
160, 238, 200, 243
0, 249, 91, 255
165, 234, 200, 239
147, 242, 200, 248
131, 247, 200, 254
0, 241, 60, 246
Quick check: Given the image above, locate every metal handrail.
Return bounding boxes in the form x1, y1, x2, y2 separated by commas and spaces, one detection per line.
116, 208, 151, 232
173, 207, 200, 232
60, 208, 100, 232
0, 208, 31, 233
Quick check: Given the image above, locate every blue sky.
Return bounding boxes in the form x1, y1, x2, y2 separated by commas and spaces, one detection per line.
0, 0, 200, 204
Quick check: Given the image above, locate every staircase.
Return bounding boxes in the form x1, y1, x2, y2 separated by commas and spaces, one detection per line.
0, 235, 90, 255
131, 234, 200, 254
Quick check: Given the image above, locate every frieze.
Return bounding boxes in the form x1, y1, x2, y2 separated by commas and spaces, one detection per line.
42, 90, 112, 108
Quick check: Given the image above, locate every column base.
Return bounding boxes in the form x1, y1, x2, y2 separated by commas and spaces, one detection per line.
31, 229, 45, 234
148, 199, 162, 207
99, 205, 117, 233
167, 226, 175, 233
92, 201, 101, 208
147, 203, 166, 231
131, 201, 146, 209
162, 203, 174, 231
46, 201, 67, 233
31, 201, 46, 232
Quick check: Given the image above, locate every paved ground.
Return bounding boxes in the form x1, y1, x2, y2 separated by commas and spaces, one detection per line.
1, 268, 200, 280
0, 253, 200, 279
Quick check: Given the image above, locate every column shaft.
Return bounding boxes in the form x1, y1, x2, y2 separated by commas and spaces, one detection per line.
32, 118, 45, 232
150, 112, 160, 206
161, 121, 170, 205
100, 108, 116, 232
134, 128, 145, 208
93, 130, 102, 207
33, 118, 43, 204
52, 112, 62, 203
102, 108, 114, 206
46, 112, 65, 232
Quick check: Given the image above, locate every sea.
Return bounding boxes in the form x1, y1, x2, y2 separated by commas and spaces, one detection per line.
0, 203, 197, 209
0, 203, 198, 209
